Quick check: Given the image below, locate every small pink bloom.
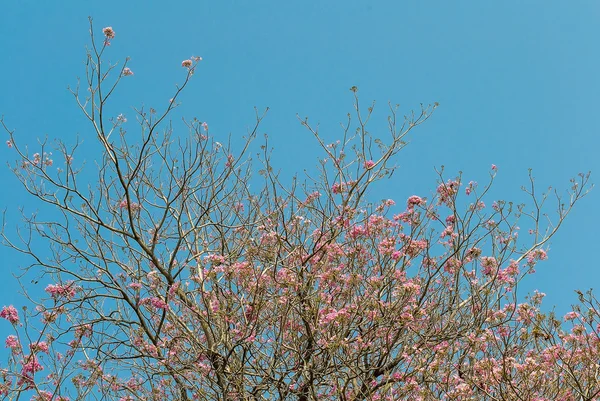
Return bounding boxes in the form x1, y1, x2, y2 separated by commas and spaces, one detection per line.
122, 67, 134, 76
536, 249, 548, 260
21, 354, 43, 375
102, 27, 115, 40
6, 140, 12, 148
201, 122, 208, 131
0, 305, 19, 324
29, 341, 49, 353
5, 335, 19, 349
364, 160, 376, 169
491, 164, 497, 171
564, 311, 579, 321
480, 256, 498, 276
406, 195, 425, 208
118, 199, 141, 211
150, 297, 169, 310
181, 59, 193, 68
391, 251, 403, 260
45, 282, 77, 300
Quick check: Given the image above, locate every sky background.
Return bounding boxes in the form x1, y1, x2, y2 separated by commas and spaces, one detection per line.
0, 1, 598, 329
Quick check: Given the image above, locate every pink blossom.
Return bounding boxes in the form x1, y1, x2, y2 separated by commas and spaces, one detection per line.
564, 311, 579, 321
6, 140, 12, 148
168, 282, 180, 297
181, 59, 193, 68
118, 199, 142, 212
536, 249, 548, 260
45, 282, 77, 300
102, 27, 115, 40
31, 390, 53, 401
404, 239, 427, 257
526, 248, 548, 265
436, 180, 460, 206
349, 225, 367, 239
0, 305, 19, 324
406, 195, 425, 208
330, 180, 355, 195
491, 164, 497, 171
480, 256, 498, 276
150, 297, 169, 310
29, 341, 49, 353
21, 354, 43, 375
122, 67, 134, 76
128, 282, 142, 290
465, 180, 477, 196
363, 160, 376, 169
5, 335, 19, 349
201, 122, 208, 131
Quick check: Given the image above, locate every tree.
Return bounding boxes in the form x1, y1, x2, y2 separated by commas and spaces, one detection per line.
0, 20, 596, 401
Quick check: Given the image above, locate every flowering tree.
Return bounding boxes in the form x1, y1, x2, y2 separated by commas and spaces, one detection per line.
0, 20, 597, 401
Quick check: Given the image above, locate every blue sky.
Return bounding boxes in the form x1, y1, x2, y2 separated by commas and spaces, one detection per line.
0, 1, 598, 324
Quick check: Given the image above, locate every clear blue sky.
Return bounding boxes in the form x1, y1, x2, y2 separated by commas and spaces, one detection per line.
1, 1, 598, 324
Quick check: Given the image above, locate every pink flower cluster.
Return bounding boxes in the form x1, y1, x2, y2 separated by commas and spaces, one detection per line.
118, 199, 142, 212
29, 341, 49, 353
21, 354, 43, 376
437, 179, 460, 206
465, 180, 477, 195
29, 152, 53, 167
5, 335, 19, 349
406, 195, 425, 208
331, 180, 356, 194
364, 160, 376, 169
564, 311, 579, 321
140, 297, 169, 310
45, 282, 78, 300
403, 239, 428, 257
480, 256, 499, 276
0, 305, 19, 324
150, 297, 169, 310
128, 282, 142, 290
